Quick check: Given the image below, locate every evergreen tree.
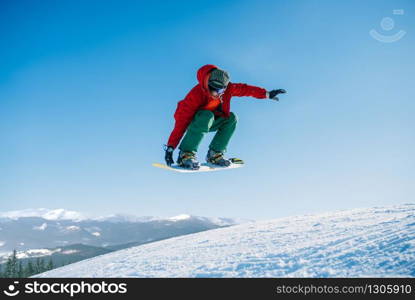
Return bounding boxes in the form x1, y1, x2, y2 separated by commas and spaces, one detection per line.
17, 261, 24, 278
11, 250, 18, 277
4, 250, 18, 278
46, 258, 54, 271
35, 257, 46, 274
40, 258, 46, 273
35, 258, 41, 274
4, 258, 11, 278
26, 260, 35, 277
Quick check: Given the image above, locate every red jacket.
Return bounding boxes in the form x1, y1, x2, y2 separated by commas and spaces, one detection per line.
167, 64, 267, 149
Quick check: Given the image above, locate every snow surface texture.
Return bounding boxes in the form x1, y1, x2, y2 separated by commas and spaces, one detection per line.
36, 204, 415, 278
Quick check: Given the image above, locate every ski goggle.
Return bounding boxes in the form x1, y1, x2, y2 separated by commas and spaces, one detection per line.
209, 85, 227, 94
215, 87, 226, 94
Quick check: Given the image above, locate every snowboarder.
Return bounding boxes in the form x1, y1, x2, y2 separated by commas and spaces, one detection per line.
164, 64, 286, 170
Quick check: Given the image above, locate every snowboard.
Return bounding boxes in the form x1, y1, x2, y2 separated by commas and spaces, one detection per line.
152, 158, 244, 173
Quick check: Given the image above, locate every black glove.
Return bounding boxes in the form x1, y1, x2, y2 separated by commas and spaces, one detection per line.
164, 145, 174, 166
268, 89, 287, 101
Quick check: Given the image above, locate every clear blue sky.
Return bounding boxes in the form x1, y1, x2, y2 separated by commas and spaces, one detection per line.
1, 0, 414, 220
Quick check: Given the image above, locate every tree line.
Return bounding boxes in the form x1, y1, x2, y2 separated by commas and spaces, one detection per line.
0, 250, 57, 278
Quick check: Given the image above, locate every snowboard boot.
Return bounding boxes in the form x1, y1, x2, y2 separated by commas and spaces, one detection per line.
206, 149, 231, 167
177, 150, 200, 170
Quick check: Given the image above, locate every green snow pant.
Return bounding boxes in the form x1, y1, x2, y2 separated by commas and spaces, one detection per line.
179, 110, 238, 153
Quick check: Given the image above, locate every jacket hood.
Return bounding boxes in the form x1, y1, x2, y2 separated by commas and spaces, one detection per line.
197, 64, 217, 92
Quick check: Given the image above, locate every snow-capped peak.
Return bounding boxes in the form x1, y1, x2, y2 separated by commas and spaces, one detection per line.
33, 223, 48, 231
169, 214, 192, 222
0, 208, 86, 221
93, 214, 160, 223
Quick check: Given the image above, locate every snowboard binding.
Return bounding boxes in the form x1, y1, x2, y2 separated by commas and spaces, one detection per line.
177, 151, 201, 170
206, 149, 231, 167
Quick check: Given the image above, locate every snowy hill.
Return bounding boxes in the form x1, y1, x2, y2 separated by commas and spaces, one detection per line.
35, 204, 415, 278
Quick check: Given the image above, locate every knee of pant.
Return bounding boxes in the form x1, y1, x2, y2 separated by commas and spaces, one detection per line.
198, 110, 215, 120
194, 110, 215, 130
229, 112, 238, 124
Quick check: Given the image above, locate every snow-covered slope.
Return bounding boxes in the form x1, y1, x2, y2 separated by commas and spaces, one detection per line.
35, 204, 415, 278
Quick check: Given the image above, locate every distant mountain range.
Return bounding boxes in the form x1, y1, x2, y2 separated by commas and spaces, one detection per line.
0, 208, 248, 264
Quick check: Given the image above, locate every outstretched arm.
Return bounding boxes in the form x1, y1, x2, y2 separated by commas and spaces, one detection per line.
229, 83, 287, 101
229, 83, 268, 98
